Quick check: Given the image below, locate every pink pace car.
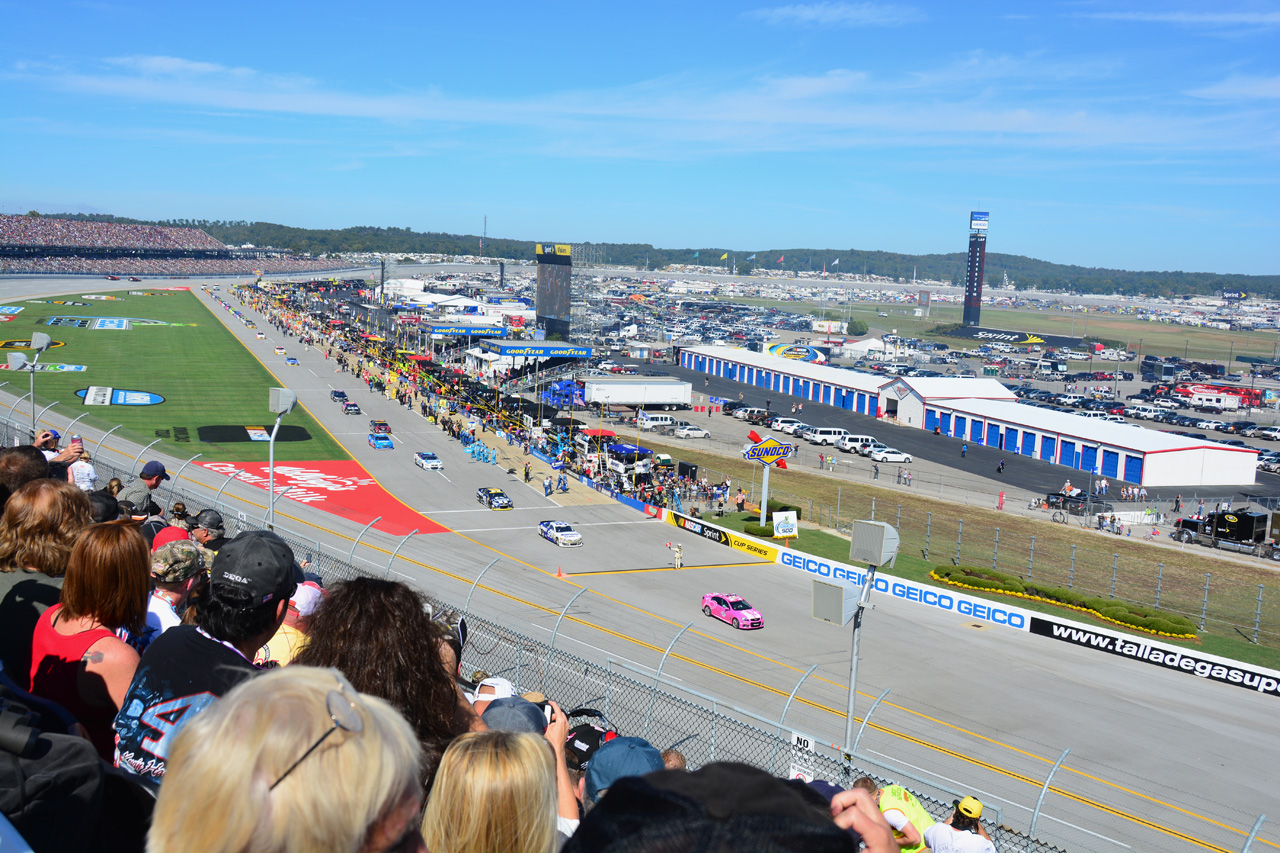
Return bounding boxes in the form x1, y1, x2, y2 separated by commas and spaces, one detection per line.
701, 593, 763, 630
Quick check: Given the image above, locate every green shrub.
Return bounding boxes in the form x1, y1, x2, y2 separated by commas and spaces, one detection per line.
930, 564, 1197, 637
743, 522, 775, 538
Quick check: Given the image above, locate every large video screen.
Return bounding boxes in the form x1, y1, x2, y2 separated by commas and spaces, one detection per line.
536, 243, 572, 324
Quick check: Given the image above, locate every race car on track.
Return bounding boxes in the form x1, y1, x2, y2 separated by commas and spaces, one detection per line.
255, 331, 266, 339
330, 390, 348, 403
105, 275, 120, 280
285, 357, 299, 366
701, 593, 763, 630
342, 401, 362, 415
477, 487, 513, 510
368, 433, 394, 450
370, 419, 391, 435
538, 520, 582, 547
274, 346, 286, 356
128, 276, 142, 282
414, 451, 443, 471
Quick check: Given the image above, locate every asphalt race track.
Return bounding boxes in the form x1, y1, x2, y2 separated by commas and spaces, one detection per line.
2, 274, 1276, 853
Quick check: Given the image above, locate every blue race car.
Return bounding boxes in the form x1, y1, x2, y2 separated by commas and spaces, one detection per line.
285, 357, 299, 366
477, 487, 513, 510
538, 520, 582, 547
368, 433, 394, 450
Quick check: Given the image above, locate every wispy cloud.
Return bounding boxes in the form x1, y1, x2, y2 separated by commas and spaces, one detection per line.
744, 2, 925, 27
1187, 74, 1280, 99
1082, 11, 1280, 26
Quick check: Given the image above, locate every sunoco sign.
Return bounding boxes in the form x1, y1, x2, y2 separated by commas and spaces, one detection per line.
744, 437, 794, 467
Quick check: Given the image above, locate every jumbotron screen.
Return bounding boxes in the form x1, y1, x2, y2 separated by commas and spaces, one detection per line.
535, 243, 572, 324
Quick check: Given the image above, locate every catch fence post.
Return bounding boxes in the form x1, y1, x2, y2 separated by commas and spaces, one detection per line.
214, 469, 245, 507
1028, 748, 1070, 844
644, 622, 691, 740
955, 519, 963, 564
1111, 555, 1119, 599
924, 512, 932, 561
1069, 545, 1077, 588
1241, 813, 1268, 853
991, 528, 1000, 570
896, 505, 901, 530
836, 487, 842, 528
1200, 573, 1212, 630
166, 454, 204, 502
346, 517, 382, 565
1028, 535, 1035, 577
769, 664, 818, 772
130, 439, 163, 475
383, 529, 418, 579
1253, 585, 1264, 644
464, 558, 502, 615
544, 587, 588, 691
850, 687, 891, 755
1156, 563, 1164, 608
870, 497, 875, 522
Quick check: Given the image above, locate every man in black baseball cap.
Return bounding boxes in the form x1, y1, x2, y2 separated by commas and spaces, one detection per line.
190, 508, 230, 552
113, 531, 301, 784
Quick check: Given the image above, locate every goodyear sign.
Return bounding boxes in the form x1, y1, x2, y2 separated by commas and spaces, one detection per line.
744, 437, 794, 467
480, 340, 591, 358
429, 325, 506, 338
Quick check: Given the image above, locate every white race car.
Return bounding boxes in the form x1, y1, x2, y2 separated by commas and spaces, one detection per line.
414, 451, 444, 471
538, 520, 583, 547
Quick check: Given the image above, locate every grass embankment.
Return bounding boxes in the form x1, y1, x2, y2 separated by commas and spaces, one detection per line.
650, 439, 1280, 670
4, 288, 348, 462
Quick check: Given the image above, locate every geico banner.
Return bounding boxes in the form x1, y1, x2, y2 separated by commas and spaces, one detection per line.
1030, 616, 1280, 699
774, 546, 1031, 631
667, 511, 779, 562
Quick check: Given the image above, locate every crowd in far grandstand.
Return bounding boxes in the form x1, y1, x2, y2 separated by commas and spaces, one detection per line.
0, 214, 348, 276
0, 214, 227, 250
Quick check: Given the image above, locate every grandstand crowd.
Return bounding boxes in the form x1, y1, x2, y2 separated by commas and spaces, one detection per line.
0, 214, 347, 276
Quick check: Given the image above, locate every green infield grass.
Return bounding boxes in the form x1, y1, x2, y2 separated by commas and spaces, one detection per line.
2, 288, 350, 462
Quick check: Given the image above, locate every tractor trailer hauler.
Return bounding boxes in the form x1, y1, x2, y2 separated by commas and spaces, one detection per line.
582, 377, 692, 411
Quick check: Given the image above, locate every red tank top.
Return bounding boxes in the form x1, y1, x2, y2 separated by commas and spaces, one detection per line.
29, 604, 121, 760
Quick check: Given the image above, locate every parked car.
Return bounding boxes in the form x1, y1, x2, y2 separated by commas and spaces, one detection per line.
673, 425, 711, 439
870, 448, 914, 463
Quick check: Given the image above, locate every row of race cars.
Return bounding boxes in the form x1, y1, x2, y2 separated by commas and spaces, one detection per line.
326, 385, 764, 630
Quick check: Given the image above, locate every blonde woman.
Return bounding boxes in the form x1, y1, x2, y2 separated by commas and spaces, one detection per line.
67, 448, 98, 492
422, 731, 558, 853
149, 665, 425, 853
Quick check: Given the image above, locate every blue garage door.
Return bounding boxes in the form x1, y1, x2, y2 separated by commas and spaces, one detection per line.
856, 393, 866, 414
822, 385, 831, 404
970, 420, 983, 442
868, 395, 878, 415
955, 416, 967, 439
1021, 432, 1035, 456
1081, 446, 1098, 474
1061, 440, 1078, 468
925, 410, 938, 431
987, 423, 1000, 447
1124, 455, 1144, 484
941, 413, 952, 436
1004, 428, 1018, 451
1102, 449, 1120, 478
1040, 436, 1056, 462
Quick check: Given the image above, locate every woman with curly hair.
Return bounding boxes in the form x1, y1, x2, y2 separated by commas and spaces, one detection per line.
293, 577, 483, 791
0, 479, 94, 688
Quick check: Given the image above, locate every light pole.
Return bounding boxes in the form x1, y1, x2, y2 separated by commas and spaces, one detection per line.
267, 387, 298, 530
6, 332, 52, 442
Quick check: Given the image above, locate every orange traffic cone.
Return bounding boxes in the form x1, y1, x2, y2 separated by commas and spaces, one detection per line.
557, 565, 563, 578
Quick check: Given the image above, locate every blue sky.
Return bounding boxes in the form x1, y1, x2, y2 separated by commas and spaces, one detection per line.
2, 1, 1277, 274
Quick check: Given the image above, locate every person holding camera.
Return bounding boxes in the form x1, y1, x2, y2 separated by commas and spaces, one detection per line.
923, 796, 996, 853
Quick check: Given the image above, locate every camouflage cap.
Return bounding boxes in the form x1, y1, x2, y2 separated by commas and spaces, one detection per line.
152, 540, 205, 583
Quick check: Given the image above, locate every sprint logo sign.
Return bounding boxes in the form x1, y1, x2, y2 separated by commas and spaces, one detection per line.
0, 306, 25, 315
76, 387, 165, 406
28, 301, 90, 306
45, 317, 196, 330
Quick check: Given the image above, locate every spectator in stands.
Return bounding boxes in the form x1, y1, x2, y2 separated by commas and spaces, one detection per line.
472, 675, 517, 716
140, 539, 205, 647
88, 490, 120, 523
114, 530, 300, 783
33, 430, 78, 481
190, 508, 230, 551
293, 577, 482, 791
29, 521, 149, 759
105, 477, 123, 497
422, 730, 559, 853
0, 445, 49, 507
0, 479, 94, 688
116, 460, 169, 509
584, 736, 665, 808
662, 748, 687, 770
923, 797, 995, 853
148, 666, 426, 853
563, 762, 898, 853
256, 579, 325, 666
852, 777, 935, 853
168, 500, 191, 530
66, 446, 98, 492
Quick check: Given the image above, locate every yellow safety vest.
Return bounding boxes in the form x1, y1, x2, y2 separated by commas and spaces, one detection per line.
879, 785, 936, 853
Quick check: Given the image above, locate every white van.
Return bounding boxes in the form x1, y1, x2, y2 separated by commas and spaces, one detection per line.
1057, 393, 1085, 406
806, 427, 851, 446
1126, 405, 1161, 420
637, 413, 674, 431
836, 434, 876, 453
1077, 411, 1108, 420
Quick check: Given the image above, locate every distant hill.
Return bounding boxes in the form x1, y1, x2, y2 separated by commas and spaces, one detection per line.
37, 212, 1280, 298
